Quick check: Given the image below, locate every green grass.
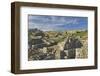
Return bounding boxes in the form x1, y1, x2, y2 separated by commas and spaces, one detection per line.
74, 31, 87, 37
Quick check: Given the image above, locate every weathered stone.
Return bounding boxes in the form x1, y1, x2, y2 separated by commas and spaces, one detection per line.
42, 47, 47, 53
28, 28, 87, 60
76, 40, 88, 58
64, 36, 83, 50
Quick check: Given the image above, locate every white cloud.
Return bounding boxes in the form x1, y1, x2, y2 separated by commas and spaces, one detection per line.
28, 15, 87, 31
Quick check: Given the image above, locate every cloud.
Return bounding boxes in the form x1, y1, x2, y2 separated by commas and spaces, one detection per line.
28, 15, 88, 31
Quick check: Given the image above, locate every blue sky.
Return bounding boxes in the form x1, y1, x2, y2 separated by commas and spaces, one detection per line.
28, 15, 88, 31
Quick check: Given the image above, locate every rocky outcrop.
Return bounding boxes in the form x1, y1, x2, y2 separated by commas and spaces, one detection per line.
76, 39, 88, 58
28, 28, 88, 60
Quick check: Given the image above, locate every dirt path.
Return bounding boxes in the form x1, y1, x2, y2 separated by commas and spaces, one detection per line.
55, 39, 66, 59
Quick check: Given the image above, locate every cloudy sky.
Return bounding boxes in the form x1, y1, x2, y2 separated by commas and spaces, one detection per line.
28, 15, 88, 31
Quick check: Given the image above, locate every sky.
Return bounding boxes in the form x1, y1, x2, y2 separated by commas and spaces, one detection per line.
28, 15, 88, 31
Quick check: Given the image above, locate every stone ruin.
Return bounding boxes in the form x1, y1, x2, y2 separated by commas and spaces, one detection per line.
62, 36, 83, 59
28, 29, 83, 60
